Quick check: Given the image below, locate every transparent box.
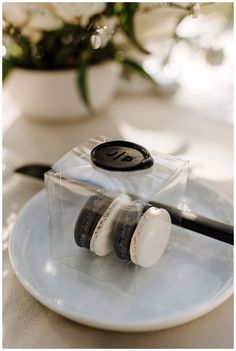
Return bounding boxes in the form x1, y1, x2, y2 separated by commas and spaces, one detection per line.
45, 136, 189, 294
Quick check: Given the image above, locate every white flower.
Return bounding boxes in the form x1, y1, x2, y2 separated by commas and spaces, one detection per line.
3, 3, 29, 27
52, 3, 106, 27
21, 26, 43, 44
27, 5, 63, 31
3, 3, 63, 31
3, 2, 107, 45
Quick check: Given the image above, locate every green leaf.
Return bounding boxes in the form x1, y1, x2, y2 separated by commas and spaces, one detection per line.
116, 3, 149, 54
119, 57, 156, 85
2, 58, 13, 82
103, 3, 116, 17
77, 51, 91, 109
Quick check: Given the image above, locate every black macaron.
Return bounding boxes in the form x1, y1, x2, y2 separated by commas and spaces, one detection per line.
74, 194, 113, 249
112, 202, 150, 260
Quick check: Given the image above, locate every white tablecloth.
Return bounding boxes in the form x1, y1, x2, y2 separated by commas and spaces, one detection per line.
3, 93, 233, 348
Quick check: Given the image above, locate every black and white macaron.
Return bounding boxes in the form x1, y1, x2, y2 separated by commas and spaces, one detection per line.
74, 193, 130, 256
74, 194, 171, 267
112, 202, 171, 267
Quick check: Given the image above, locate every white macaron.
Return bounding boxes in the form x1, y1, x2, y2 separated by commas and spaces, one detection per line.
130, 207, 171, 267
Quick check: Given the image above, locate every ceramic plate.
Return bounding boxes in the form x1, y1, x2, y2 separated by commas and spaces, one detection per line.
8, 179, 233, 332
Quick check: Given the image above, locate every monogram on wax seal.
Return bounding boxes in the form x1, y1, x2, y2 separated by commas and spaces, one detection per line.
90, 140, 154, 172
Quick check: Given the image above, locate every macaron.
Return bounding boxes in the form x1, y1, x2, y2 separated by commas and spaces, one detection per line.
113, 203, 171, 267
112, 202, 143, 260
74, 193, 131, 256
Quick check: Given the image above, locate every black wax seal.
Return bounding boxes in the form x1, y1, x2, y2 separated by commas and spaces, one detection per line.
91, 140, 154, 171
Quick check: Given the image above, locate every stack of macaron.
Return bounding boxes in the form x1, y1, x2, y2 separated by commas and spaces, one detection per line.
74, 193, 171, 268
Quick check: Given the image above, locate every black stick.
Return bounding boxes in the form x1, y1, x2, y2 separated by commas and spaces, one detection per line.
148, 201, 233, 245
15, 164, 234, 245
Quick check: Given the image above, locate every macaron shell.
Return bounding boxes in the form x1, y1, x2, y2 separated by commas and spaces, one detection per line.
74, 194, 113, 248
90, 195, 131, 256
112, 202, 143, 260
130, 207, 171, 268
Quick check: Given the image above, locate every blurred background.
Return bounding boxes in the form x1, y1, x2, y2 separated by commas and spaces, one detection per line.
3, 2, 233, 185
127, 2, 233, 122
3, 2, 233, 121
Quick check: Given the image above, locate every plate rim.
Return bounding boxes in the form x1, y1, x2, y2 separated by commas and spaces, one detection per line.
8, 180, 234, 332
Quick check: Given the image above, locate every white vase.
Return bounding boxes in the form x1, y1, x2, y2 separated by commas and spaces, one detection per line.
4, 61, 121, 121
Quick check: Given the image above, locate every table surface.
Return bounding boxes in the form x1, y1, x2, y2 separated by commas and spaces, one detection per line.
3, 92, 233, 348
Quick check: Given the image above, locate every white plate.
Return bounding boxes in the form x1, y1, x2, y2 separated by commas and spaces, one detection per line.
9, 179, 233, 332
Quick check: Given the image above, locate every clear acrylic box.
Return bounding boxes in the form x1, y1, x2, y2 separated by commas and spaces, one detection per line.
45, 136, 189, 294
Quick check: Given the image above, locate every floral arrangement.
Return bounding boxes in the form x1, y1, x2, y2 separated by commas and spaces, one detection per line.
3, 2, 201, 107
